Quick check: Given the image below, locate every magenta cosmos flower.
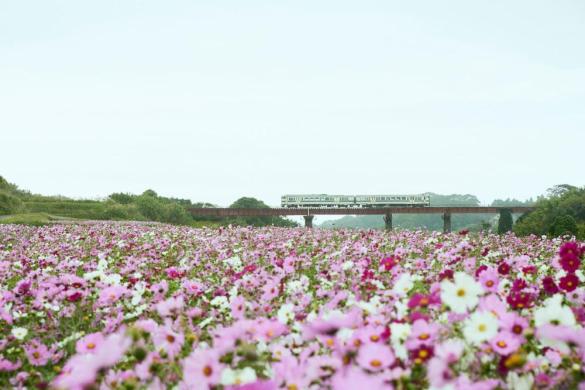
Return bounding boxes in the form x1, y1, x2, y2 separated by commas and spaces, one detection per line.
559, 273, 580, 292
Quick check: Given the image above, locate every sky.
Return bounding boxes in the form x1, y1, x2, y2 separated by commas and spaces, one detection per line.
1, 0, 584, 209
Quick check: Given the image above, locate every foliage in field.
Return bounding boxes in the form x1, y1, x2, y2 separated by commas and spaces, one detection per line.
0, 176, 296, 227
515, 185, 585, 239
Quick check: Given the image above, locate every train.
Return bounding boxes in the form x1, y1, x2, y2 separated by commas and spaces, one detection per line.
281, 194, 431, 208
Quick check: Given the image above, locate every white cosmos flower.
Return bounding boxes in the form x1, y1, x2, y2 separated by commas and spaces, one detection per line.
220, 367, 257, 386
277, 303, 295, 324
210, 296, 230, 311
390, 322, 412, 361
11, 327, 28, 340
224, 256, 242, 271
342, 261, 354, 271
534, 294, 577, 353
441, 272, 484, 313
534, 295, 576, 327
463, 311, 499, 345
392, 273, 414, 297
506, 372, 534, 390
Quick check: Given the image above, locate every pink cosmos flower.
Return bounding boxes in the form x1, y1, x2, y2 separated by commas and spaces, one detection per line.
98, 285, 128, 306
24, 339, 50, 366
302, 309, 361, 340
153, 324, 184, 358
434, 339, 464, 364
0, 358, 21, 372
181, 349, 222, 389
182, 279, 205, 296
226, 380, 278, 390
331, 366, 387, 390
254, 318, 288, 342
490, 331, 521, 355
428, 358, 453, 387
478, 294, 508, 319
75, 332, 104, 354
356, 343, 395, 372
405, 320, 440, 350
156, 296, 184, 317
165, 266, 184, 279
53, 353, 100, 390
150, 280, 169, 300
454, 376, 501, 390
478, 267, 500, 293
499, 312, 529, 338
230, 295, 247, 320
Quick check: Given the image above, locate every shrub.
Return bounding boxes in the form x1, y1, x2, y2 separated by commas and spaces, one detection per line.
0, 191, 24, 215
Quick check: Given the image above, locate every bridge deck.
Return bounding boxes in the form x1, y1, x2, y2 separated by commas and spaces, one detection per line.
189, 206, 534, 217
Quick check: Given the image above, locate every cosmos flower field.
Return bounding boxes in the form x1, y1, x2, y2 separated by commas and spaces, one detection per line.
1, 224, 584, 389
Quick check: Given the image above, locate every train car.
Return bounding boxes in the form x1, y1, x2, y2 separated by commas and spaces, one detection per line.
356, 194, 430, 207
281, 194, 355, 208
281, 194, 430, 208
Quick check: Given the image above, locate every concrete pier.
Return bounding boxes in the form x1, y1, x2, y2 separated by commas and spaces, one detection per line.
442, 212, 452, 233
384, 213, 393, 231
303, 215, 314, 228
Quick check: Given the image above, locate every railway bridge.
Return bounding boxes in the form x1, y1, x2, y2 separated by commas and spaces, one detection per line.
189, 206, 534, 233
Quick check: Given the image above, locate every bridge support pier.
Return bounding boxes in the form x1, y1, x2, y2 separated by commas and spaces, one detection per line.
303, 215, 314, 228
384, 213, 393, 231
442, 212, 452, 233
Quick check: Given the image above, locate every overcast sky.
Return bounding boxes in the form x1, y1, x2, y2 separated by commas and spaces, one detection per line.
1, 0, 584, 207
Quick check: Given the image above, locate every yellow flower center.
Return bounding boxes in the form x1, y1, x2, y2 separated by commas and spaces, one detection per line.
478, 324, 487, 332
457, 288, 466, 297
418, 333, 430, 340
203, 365, 213, 377
370, 359, 382, 367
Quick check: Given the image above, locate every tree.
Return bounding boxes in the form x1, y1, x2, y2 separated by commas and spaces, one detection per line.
229, 197, 297, 227
551, 214, 578, 237
164, 203, 192, 225
109, 192, 135, 204
230, 197, 270, 209
498, 209, 513, 234
547, 184, 577, 197
142, 189, 158, 198
135, 195, 166, 221
0, 192, 23, 215
515, 185, 585, 239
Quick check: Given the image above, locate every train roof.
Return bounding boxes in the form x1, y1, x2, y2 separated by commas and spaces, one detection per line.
282, 194, 429, 197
